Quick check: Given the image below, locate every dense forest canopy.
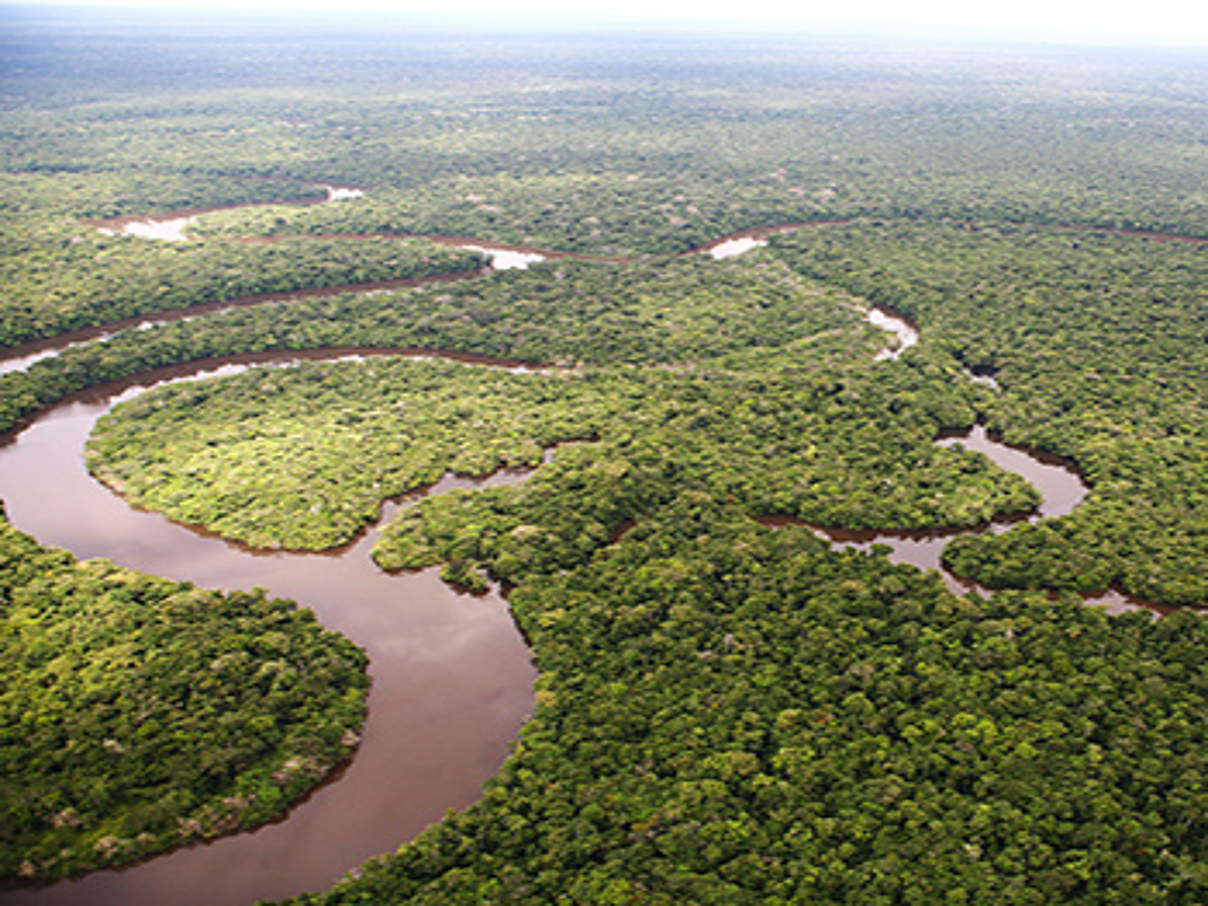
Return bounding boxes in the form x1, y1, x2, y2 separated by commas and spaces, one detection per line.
0, 510, 368, 879
2, 13, 1208, 903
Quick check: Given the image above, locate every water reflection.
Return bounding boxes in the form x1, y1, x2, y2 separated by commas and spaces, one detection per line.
0, 355, 538, 906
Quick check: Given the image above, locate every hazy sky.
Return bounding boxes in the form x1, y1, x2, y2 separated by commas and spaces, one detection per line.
10, 0, 1208, 46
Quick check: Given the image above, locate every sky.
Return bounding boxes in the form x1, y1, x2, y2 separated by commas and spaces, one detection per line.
7, 0, 1208, 46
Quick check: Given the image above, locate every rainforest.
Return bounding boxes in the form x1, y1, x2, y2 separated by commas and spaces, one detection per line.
2, 8, 1208, 905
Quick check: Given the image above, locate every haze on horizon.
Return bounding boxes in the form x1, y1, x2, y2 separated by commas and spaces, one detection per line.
5, 0, 1208, 47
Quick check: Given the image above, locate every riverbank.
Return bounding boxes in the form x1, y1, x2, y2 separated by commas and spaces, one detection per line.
0, 353, 542, 905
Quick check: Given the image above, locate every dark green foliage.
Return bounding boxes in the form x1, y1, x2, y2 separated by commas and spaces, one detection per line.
770, 222, 1208, 605
0, 514, 368, 879
3, 21, 1208, 904
942, 436, 1208, 605
371, 360, 1037, 589
290, 499, 1208, 905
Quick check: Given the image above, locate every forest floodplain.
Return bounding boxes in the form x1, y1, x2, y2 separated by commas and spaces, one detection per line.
0, 512, 369, 879
3, 18, 1208, 906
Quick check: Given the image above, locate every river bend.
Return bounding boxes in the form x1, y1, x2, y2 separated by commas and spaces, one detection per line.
0, 214, 1171, 905
0, 355, 540, 906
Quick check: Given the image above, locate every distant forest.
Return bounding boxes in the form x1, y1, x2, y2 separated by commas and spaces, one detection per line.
3, 14, 1208, 904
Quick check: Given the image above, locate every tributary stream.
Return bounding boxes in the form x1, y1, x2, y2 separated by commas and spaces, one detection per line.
798, 425, 1160, 616
0, 219, 1170, 906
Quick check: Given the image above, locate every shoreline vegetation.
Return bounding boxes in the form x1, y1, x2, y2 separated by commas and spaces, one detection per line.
2, 214, 1199, 380
0, 508, 369, 880
4, 26, 1208, 905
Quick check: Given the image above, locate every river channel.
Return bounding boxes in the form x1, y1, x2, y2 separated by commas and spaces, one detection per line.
0, 355, 541, 906
795, 424, 1163, 616
0, 213, 1170, 905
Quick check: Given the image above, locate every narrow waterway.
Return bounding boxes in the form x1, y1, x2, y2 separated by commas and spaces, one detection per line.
92, 183, 365, 243
0, 355, 541, 906
0, 270, 488, 378
0, 212, 1183, 905
793, 424, 1081, 589
787, 423, 1167, 617
0, 246, 538, 378
1, 213, 873, 379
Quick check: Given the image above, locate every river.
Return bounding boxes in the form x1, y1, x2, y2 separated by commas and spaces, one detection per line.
0, 355, 541, 906
0, 249, 539, 379
0, 285, 921, 903
782, 424, 1169, 617
92, 184, 366, 243
0, 216, 1173, 905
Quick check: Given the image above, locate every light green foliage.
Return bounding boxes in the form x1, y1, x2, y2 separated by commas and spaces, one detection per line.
0, 252, 872, 438
85, 312, 1037, 562
0, 227, 481, 348
0, 514, 368, 879
0, 170, 322, 220
87, 359, 624, 549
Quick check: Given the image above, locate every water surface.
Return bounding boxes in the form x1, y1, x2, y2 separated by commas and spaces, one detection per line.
798, 424, 1167, 616
0, 356, 539, 906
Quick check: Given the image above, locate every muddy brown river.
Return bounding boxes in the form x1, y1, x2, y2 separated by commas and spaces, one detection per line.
797, 425, 1164, 616
0, 220, 1173, 906
0, 356, 539, 906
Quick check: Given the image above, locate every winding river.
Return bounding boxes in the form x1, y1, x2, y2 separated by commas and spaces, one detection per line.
0, 207, 1176, 904
0, 354, 542, 906
795, 425, 1164, 616
91, 184, 365, 243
